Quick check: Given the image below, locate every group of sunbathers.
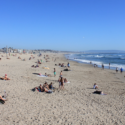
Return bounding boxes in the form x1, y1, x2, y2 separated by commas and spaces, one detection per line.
35, 82, 53, 93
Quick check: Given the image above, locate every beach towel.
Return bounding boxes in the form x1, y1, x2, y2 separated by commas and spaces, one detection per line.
64, 81, 70, 83
42, 66, 49, 69
66, 81, 70, 83
37, 75, 47, 77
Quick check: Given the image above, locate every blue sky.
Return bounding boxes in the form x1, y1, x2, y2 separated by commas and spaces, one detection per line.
0, 0, 125, 51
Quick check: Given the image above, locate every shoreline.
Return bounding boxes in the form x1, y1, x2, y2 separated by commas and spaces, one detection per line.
65, 53, 125, 71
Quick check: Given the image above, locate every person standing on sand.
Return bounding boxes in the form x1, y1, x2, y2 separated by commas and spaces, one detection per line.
102, 64, 104, 69
120, 67, 123, 73
60, 77, 64, 89
109, 63, 110, 69
54, 68, 56, 77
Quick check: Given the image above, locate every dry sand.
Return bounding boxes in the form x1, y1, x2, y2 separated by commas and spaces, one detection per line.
0, 53, 125, 125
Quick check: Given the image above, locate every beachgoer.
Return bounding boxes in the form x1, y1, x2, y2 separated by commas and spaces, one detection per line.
39, 84, 44, 92
102, 64, 104, 69
64, 78, 68, 83
44, 87, 53, 93
109, 63, 110, 69
60, 77, 64, 89
93, 83, 98, 89
45, 73, 51, 77
67, 62, 70, 67
116, 67, 118, 72
120, 67, 123, 73
93, 90, 106, 95
49, 82, 53, 89
0, 95, 6, 104
54, 68, 56, 77
58, 77, 61, 88
0, 74, 10, 80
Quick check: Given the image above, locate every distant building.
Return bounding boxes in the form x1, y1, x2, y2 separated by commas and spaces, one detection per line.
18, 49, 23, 53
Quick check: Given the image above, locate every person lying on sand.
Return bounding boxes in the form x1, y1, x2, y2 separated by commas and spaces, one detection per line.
93, 83, 98, 89
64, 68, 71, 71
45, 73, 51, 77
31, 65, 39, 68
44, 87, 53, 93
18, 56, 21, 59
0, 95, 7, 104
0, 74, 10, 80
93, 90, 107, 95
38, 60, 41, 64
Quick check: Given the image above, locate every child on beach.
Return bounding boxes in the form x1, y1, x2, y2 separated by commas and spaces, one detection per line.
54, 68, 56, 77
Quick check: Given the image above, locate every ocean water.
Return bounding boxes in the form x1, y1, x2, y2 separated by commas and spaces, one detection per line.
66, 53, 125, 71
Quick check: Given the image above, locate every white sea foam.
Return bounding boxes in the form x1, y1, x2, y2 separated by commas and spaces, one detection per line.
95, 55, 103, 58
74, 59, 125, 70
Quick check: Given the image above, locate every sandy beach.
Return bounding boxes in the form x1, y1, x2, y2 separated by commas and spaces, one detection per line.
0, 53, 125, 125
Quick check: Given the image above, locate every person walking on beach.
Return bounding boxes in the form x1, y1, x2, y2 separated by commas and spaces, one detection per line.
109, 63, 110, 69
54, 68, 56, 77
120, 67, 123, 73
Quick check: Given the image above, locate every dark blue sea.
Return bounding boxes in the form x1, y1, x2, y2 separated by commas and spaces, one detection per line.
65, 53, 125, 71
